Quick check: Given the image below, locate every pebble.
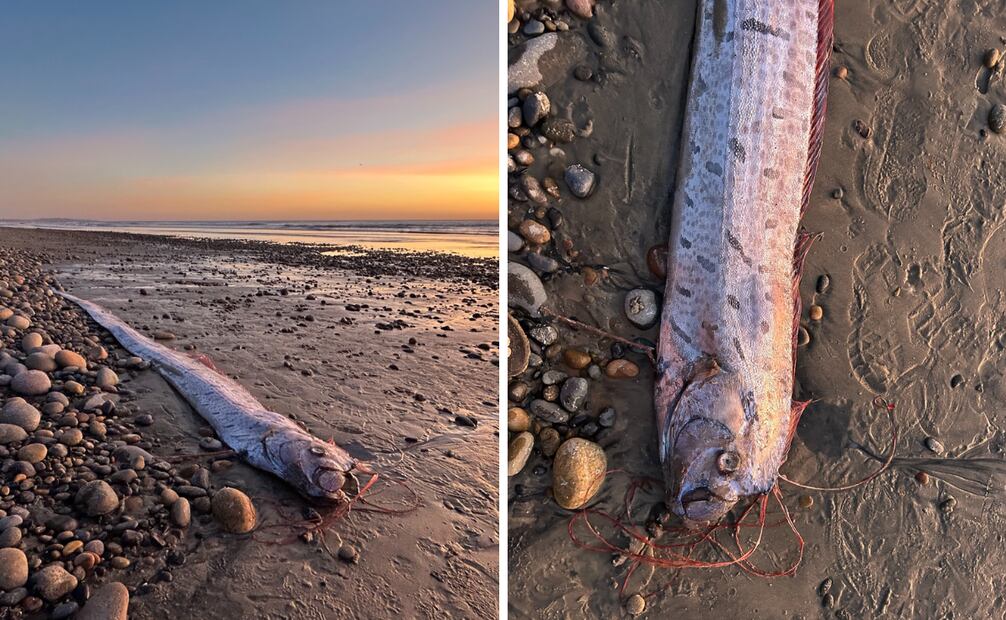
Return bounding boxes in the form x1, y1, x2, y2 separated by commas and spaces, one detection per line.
552, 438, 607, 509
25, 352, 56, 372
991, 104, 1006, 134
96, 367, 119, 389
0, 526, 21, 547
170, 498, 191, 528
0, 423, 27, 444
18, 443, 47, 463
985, 48, 1001, 69
816, 274, 830, 294
526, 253, 559, 273
540, 117, 576, 143
522, 91, 550, 127
523, 19, 545, 36
508, 231, 524, 253
508, 263, 548, 317
915, 471, 929, 485
21, 332, 43, 352
508, 407, 531, 432
797, 326, 811, 347
625, 594, 646, 616
54, 350, 87, 370
33, 564, 78, 602
6, 315, 30, 330
563, 348, 591, 369
808, 305, 823, 321
924, 436, 945, 455
75, 480, 119, 516
539, 427, 561, 457
598, 407, 616, 428
518, 220, 551, 245
529, 399, 570, 424
508, 432, 534, 476
564, 164, 596, 198
566, 0, 594, 19
59, 428, 84, 446
0, 548, 27, 589
211, 487, 257, 533
508, 316, 531, 377
1, 397, 41, 431
624, 288, 659, 328
834, 65, 849, 79
10, 370, 51, 396
508, 33, 558, 93
337, 544, 360, 564
521, 175, 548, 205
604, 359, 639, 379
559, 377, 589, 411
573, 65, 592, 81
798, 495, 814, 508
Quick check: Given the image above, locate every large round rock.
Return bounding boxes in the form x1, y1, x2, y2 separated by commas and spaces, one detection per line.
10, 370, 51, 396
54, 349, 87, 370
552, 438, 607, 509
211, 487, 256, 533
0, 424, 28, 445
75, 480, 119, 516
0, 548, 27, 590
33, 563, 78, 602
0, 398, 41, 431
77, 581, 129, 620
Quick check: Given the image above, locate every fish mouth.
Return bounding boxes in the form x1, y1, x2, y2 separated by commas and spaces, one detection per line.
312, 467, 350, 500
678, 486, 735, 526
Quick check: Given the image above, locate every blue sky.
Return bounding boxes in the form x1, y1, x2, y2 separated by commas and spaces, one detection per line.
0, 1, 497, 220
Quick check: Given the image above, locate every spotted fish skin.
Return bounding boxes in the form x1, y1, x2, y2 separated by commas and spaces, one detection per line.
655, 0, 831, 520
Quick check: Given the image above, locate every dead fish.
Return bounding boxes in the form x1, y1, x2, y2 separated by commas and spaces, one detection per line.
57, 290, 365, 504
654, 0, 833, 528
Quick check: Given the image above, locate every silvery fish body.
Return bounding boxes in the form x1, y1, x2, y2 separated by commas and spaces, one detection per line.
58, 290, 360, 503
655, 0, 832, 526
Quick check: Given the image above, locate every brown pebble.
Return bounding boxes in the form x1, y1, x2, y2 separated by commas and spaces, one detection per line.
625, 593, 646, 616
563, 348, 591, 369
798, 495, 814, 509
507, 407, 531, 433
915, 471, 929, 485
605, 359, 639, 379
985, 48, 1001, 69
834, 66, 849, 79
646, 244, 668, 280
507, 133, 520, 150
797, 326, 811, 347
518, 219, 551, 245
809, 305, 823, 321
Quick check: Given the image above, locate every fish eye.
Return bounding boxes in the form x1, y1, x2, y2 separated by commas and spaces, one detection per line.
310, 446, 325, 456
716, 450, 739, 475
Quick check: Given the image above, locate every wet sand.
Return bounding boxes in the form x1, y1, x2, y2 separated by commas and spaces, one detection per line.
508, 0, 1006, 617
3, 227, 498, 619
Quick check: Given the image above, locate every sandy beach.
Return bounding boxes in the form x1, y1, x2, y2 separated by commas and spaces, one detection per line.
0, 227, 498, 618
508, 0, 1006, 617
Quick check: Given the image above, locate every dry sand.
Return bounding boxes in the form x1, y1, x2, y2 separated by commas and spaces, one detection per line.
4, 228, 498, 619
508, 0, 1006, 617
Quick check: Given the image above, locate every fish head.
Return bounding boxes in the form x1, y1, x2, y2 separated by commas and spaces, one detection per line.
663, 369, 747, 529
285, 438, 360, 503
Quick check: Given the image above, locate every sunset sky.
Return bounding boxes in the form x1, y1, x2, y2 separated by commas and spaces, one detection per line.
0, 2, 496, 221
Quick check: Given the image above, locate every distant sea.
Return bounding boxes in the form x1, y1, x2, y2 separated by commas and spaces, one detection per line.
0, 219, 498, 259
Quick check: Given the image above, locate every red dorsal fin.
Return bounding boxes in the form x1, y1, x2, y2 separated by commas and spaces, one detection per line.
188, 352, 220, 373
800, 0, 835, 217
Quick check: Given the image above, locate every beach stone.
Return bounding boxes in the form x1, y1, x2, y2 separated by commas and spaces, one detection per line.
1, 398, 41, 431
508, 33, 558, 93
605, 359, 639, 378
54, 350, 87, 370
211, 487, 256, 533
540, 117, 576, 143
528, 324, 558, 345
566, 0, 594, 18
508, 407, 531, 432
564, 164, 596, 198
625, 594, 646, 616
0, 548, 27, 590
10, 370, 50, 396
529, 399, 570, 424
170, 498, 191, 528
560, 377, 589, 412
523, 18, 545, 36
0, 308, 11, 320
0, 424, 27, 444
59, 428, 84, 446
22, 352, 53, 374
508, 231, 524, 253
990, 104, 1006, 134
925, 436, 945, 455
20, 332, 43, 352
522, 91, 550, 127
95, 367, 119, 389
508, 315, 531, 378
508, 263, 548, 317
624, 288, 659, 328
0, 525, 21, 548
6, 315, 30, 330
563, 348, 591, 369
539, 427, 561, 457
508, 432, 534, 476
33, 564, 77, 602
75, 480, 118, 516
598, 407, 616, 427
63, 380, 85, 396
985, 48, 1001, 68
552, 438, 607, 509
518, 219, 551, 245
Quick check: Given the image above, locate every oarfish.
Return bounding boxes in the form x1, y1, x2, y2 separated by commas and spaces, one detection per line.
655, 0, 833, 527
57, 290, 364, 504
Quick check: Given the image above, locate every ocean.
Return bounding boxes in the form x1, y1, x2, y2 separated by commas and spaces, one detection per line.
0, 219, 498, 258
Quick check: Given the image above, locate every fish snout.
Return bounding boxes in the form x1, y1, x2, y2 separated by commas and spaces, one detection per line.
674, 485, 737, 529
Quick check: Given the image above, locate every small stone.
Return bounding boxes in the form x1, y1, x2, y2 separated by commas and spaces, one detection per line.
573, 65, 592, 81
941, 496, 956, 513
816, 274, 830, 294
18, 443, 47, 463
0, 548, 27, 589
624, 288, 659, 328
604, 359, 639, 379
797, 326, 811, 347
560, 377, 589, 412
563, 348, 591, 369
508, 231, 524, 253
522, 91, 550, 127
523, 18, 545, 36
798, 495, 814, 509
508, 263, 548, 317
1, 398, 41, 431
598, 407, 616, 428
211, 487, 257, 533
109, 557, 130, 569
507, 133, 520, 150
564, 164, 596, 198
61, 540, 83, 557
808, 305, 824, 321
518, 219, 551, 245
991, 104, 1006, 134
95, 367, 119, 389
25, 352, 56, 372
33, 563, 78, 602
552, 438, 607, 509
10, 370, 51, 396
985, 48, 1001, 69
75, 480, 119, 516
565, 0, 594, 19
337, 544, 359, 564
21, 332, 43, 352
834, 65, 849, 79
507, 432, 534, 476
5, 315, 29, 330
59, 428, 84, 446
832, 187, 844, 199
170, 498, 191, 528
508, 408, 531, 433
539, 427, 561, 457
924, 436, 945, 455
819, 577, 833, 596
0, 423, 27, 444
0, 526, 22, 547
529, 399, 569, 424
528, 324, 558, 345
915, 471, 929, 485
54, 350, 87, 370
540, 117, 576, 143
626, 594, 646, 616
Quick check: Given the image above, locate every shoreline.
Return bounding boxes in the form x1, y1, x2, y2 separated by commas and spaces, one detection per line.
0, 227, 499, 618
